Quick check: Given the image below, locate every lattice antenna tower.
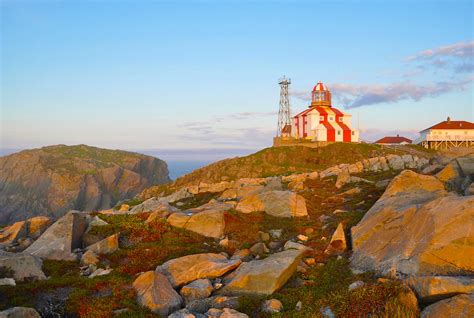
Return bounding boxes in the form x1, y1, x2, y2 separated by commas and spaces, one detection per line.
276, 76, 292, 137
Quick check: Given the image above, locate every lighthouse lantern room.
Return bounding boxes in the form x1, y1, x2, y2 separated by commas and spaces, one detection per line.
292, 82, 359, 143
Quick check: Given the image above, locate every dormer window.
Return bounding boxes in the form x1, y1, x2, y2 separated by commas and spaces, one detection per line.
329, 117, 334, 121
339, 117, 343, 122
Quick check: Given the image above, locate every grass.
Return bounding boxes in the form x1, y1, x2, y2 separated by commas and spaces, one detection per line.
139, 143, 404, 200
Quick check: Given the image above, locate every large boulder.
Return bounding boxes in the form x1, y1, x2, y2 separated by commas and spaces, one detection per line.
236, 191, 307, 218
156, 253, 241, 287
133, 271, 182, 316
351, 170, 474, 277
0, 251, 46, 281
23, 211, 88, 261
420, 294, 474, 318
167, 201, 235, 238
221, 249, 304, 296
406, 276, 474, 303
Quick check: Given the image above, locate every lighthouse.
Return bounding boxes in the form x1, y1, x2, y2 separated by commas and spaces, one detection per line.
292, 82, 359, 142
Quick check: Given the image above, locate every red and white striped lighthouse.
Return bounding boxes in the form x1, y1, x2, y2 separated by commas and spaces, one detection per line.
292, 82, 359, 142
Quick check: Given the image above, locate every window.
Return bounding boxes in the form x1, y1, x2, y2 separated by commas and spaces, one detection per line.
465, 131, 468, 135
329, 117, 334, 121
339, 117, 343, 122
320, 116, 324, 121
337, 131, 341, 135
352, 131, 355, 135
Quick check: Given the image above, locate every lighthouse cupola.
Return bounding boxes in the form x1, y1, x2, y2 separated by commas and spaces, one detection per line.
311, 81, 332, 107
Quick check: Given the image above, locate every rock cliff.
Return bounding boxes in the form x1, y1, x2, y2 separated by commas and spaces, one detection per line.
0, 145, 170, 224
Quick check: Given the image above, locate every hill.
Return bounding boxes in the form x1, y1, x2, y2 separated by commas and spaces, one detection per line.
140, 143, 430, 199
0, 145, 170, 224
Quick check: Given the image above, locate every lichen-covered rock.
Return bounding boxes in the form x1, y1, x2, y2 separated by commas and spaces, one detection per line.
221, 249, 304, 296
420, 294, 474, 318
133, 271, 182, 316
351, 170, 474, 277
129, 197, 178, 215
23, 211, 88, 261
261, 299, 283, 313
157, 253, 241, 287
0, 307, 41, 318
406, 276, 474, 303
0, 251, 46, 281
0, 221, 27, 246
80, 250, 99, 266
325, 223, 347, 256
185, 296, 240, 313
85, 233, 119, 254
27, 216, 52, 239
167, 201, 234, 238
205, 308, 249, 318
236, 190, 307, 218
180, 279, 214, 303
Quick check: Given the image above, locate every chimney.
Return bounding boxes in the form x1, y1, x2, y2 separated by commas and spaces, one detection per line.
447, 116, 451, 122
397, 134, 399, 137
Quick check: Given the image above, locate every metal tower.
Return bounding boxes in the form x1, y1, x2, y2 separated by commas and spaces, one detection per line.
276, 76, 292, 138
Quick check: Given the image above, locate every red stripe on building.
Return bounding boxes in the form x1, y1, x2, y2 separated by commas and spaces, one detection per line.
331, 108, 351, 142
315, 107, 335, 141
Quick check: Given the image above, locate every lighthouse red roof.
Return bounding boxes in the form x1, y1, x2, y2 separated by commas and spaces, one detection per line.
313, 82, 328, 92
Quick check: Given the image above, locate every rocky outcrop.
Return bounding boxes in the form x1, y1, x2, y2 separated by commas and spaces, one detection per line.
221, 249, 304, 296
0, 251, 46, 281
351, 170, 474, 277
133, 271, 182, 316
236, 191, 308, 218
23, 211, 88, 261
156, 253, 241, 287
0, 144, 170, 224
420, 294, 474, 318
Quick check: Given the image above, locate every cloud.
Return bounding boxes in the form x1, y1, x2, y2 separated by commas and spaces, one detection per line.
291, 77, 473, 108
336, 78, 473, 108
407, 40, 474, 74
227, 112, 276, 120
407, 40, 474, 62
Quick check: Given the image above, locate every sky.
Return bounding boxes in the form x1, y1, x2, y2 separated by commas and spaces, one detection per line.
1, 0, 473, 158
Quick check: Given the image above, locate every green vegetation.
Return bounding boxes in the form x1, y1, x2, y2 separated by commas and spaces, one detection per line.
238, 258, 416, 318
30, 144, 149, 175
141, 142, 430, 200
